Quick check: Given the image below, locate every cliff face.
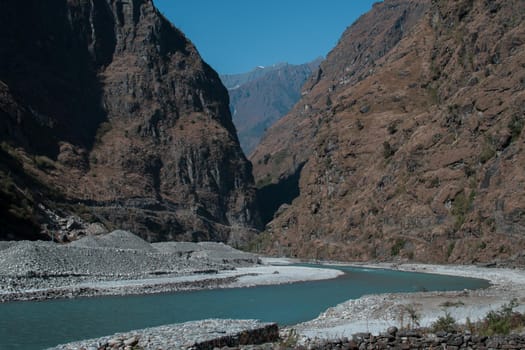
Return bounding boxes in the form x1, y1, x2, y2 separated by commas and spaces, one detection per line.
0, 0, 260, 243
251, 0, 525, 263
220, 60, 321, 155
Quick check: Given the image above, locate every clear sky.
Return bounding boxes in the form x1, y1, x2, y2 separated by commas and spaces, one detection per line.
153, 0, 379, 75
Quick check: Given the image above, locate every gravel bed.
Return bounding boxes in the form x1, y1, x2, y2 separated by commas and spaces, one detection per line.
0, 230, 261, 302
47, 319, 279, 350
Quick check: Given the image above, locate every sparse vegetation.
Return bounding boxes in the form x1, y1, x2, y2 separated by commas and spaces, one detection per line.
446, 241, 456, 258
280, 328, 299, 347
430, 177, 440, 188
508, 114, 524, 142
479, 135, 496, 164
272, 150, 288, 166
478, 299, 525, 336
440, 300, 465, 308
94, 122, 112, 145
255, 174, 273, 189
383, 141, 395, 159
387, 121, 398, 134
34, 155, 56, 171
451, 190, 475, 229
432, 311, 457, 333
391, 238, 406, 256
399, 304, 421, 329
244, 231, 273, 253
427, 300, 525, 337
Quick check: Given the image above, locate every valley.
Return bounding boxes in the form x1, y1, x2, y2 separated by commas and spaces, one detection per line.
0, 0, 524, 349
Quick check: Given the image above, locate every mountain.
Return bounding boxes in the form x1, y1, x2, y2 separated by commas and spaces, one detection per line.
250, 0, 525, 264
220, 60, 321, 155
0, 0, 260, 243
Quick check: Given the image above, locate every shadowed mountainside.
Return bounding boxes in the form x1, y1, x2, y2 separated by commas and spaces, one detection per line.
0, 0, 261, 243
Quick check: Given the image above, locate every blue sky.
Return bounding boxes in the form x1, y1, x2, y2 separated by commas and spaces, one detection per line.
153, 0, 379, 74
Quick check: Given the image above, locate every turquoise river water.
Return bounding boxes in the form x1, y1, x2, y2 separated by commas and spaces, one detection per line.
0, 265, 489, 349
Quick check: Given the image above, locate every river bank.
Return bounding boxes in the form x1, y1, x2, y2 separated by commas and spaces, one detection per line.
293, 263, 525, 342
0, 232, 342, 303
44, 260, 525, 350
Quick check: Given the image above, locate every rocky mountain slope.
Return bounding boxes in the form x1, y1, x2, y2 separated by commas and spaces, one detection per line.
251, 0, 525, 263
220, 60, 321, 155
0, 0, 260, 243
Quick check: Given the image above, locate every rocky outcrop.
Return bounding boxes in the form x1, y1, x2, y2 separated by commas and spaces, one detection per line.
251, 0, 525, 263
221, 60, 321, 155
0, 0, 260, 243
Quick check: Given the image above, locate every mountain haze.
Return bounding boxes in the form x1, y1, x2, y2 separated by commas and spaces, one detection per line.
221, 60, 321, 155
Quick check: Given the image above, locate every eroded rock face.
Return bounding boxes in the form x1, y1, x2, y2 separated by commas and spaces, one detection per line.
0, 0, 260, 242
252, 0, 525, 263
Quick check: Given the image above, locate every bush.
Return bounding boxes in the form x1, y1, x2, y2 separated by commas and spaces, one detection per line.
451, 191, 475, 230
508, 115, 524, 142
383, 141, 395, 159
432, 312, 457, 333
34, 155, 56, 170
479, 299, 525, 336
391, 238, 406, 256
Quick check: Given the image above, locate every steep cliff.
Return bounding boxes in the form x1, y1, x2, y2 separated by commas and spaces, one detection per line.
220, 60, 321, 155
0, 0, 260, 243
251, 0, 525, 263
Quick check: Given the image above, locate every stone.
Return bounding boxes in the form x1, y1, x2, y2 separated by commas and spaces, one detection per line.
107, 338, 121, 347
123, 336, 139, 346
387, 326, 398, 336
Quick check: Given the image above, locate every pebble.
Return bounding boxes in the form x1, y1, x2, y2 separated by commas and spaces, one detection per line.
47, 319, 278, 350
0, 231, 261, 302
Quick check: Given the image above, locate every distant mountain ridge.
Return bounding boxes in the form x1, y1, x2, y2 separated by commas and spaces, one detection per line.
220, 59, 322, 154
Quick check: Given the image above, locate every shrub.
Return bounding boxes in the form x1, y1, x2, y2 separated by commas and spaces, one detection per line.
387, 122, 398, 134
451, 191, 475, 229
391, 238, 406, 256
432, 312, 457, 333
508, 114, 524, 142
383, 141, 395, 159
280, 328, 299, 347
34, 155, 56, 171
403, 304, 421, 329
479, 299, 524, 336
94, 122, 112, 145
479, 135, 496, 164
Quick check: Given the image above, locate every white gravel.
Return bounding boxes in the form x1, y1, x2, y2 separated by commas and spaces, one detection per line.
293, 263, 525, 341
0, 232, 343, 302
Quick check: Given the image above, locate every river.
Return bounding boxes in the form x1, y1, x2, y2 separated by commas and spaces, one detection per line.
0, 264, 489, 349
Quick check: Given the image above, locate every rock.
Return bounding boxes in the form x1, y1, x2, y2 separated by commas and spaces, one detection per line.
65, 217, 81, 230
359, 105, 370, 114
107, 338, 121, 347
123, 336, 139, 347
387, 326, 398, 336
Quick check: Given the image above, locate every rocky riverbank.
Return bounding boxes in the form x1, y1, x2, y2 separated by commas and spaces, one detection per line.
292, 263, 525, 341
0, 231, 342, 302
47, 319, 279, 350
37, 259, 525, 349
